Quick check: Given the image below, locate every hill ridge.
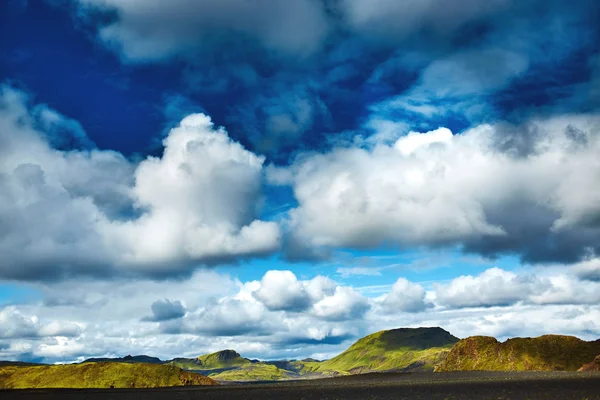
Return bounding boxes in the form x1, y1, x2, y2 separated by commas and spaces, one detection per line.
436, 334, 600, 372
0, 361, 216, 389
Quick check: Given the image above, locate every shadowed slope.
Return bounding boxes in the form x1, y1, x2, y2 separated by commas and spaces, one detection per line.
0, 362, 217, 389
436, 335, 600, 372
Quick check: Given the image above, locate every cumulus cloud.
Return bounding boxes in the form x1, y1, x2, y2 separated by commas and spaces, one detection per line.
280, 115, 600, 264
380, 278, 428, 313
3, 266, 600, 363
112, 113, 280, 271
312, 286, 370, 321
0, 307, 80, 339
434, 266, 600, 308
573, 258, 600, 282
253, 270, 313, 312
0, 85, 280, 280
166, 297, 274, 337
250, 270, 368, 320
143, 299, 186, 322
434, 268, 543, 308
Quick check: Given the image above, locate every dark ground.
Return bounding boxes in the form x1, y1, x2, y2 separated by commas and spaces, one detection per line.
2, 371, 600, 400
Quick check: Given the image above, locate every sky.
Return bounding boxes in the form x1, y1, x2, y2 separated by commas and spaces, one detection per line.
1, 0, 600, 364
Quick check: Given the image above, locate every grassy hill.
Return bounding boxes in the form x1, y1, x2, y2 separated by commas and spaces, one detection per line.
0, 362, 217, 389
210, 363, 295, 381
436, 335, 600, 372
170, 327, 460, 381
304, 327, 460, 375
169, 349, 252, 373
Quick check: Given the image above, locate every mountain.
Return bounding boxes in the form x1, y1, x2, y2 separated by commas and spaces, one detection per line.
436, 335, 600, 372
169, 350, 253, 375
196, 349, 252, 369
578, 354, 600, 371
0, 361, 42, 367
302, 327, 460, 375
170, 327, 460, 381
169, 350, 297, 381
0, 362, 216, 389
83, 355, 163, 364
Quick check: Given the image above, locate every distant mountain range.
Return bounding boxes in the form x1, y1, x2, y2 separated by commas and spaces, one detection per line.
83, 355, 163, 364
164, 327, 460, 381
2, 327, 599, 388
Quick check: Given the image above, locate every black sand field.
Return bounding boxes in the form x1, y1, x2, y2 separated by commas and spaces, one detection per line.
2, 371, 600, 400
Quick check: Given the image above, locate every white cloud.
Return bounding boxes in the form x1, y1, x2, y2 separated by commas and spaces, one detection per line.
434, 266, 600, 308
380, 278, 428, 312
253, 270, 312, 312
312, 286, 370, 321
0, 307, 80, 339
0, 85, 280, 280
111, 113, 281, 271
573, 258, 600, 282
36, 337, 85, 359
434, 267, 542, 308
251, 270, 366, 320
3, 265, 600, 363
281, 114, 600, 264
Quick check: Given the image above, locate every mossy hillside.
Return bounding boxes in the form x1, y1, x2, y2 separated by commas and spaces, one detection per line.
307, 327, 460, 374
169, 349, 252, 374
436, 335, 600, 372
210, 363, 295, 381
0, 362, 217, 389
196, 349, 251, 369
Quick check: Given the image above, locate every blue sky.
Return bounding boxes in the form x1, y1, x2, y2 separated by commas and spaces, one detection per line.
1, 0, 600, 363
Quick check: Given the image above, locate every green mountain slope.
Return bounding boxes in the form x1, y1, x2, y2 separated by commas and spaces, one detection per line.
436, 335, 600, 372
210, 363, 294, 381
0, 362, 217, 389
169, 349, 252, 373
305, 327, 460, 374
196, 349, 252, 369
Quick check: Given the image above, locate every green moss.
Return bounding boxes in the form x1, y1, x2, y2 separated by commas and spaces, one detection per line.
210, 363, 293, 381
307, 327, 459, 374
436, 335, 600, 372
0, 362, 217, 389
196, 350, 251, 369
170, 349, 251, 372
